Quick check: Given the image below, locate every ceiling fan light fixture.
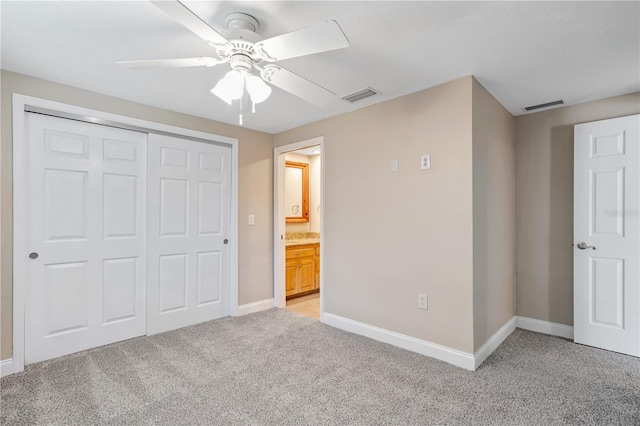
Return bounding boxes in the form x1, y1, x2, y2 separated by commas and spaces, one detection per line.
245, 74, 272, 105
211, 70, 245, 104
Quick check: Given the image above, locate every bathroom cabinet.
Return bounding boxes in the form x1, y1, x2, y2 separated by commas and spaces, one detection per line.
286, 243, 320, 298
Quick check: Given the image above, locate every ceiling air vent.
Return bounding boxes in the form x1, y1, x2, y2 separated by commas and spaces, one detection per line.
522, 99, 565, 112
342, 87, 379, 103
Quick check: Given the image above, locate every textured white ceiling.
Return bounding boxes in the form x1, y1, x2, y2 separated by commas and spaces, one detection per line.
2, 1, 638, 134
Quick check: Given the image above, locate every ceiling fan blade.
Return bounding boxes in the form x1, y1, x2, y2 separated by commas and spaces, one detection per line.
150, 0, 230, 47
117, 57, 220, 69
260, 65, 336, 107
255, 20, 349, 62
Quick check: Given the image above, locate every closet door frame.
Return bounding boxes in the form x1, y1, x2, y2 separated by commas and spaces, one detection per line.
9, 93, 239, 376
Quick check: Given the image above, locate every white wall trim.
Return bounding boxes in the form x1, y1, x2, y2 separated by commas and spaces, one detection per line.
236, 298, 274, 316
273, 152, 286, 309
11, 93, 240, 374
0, 358, 17, 378
11, 95, 28, 376
322, 313, 476, 370
473, 317, 517, 369
516, 316, 574, 339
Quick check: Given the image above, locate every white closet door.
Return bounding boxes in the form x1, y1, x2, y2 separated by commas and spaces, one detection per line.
147, 134, 231, 334
26, 113, 147, 364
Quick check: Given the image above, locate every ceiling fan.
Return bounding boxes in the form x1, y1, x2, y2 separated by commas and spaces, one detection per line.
119, 0, 350, 123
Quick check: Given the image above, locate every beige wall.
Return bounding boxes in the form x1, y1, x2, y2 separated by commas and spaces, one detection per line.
309, 154, 321, 233
471, 79, 516, 351
0, 70, 274, 360
515, 92, 640, 326
275, 77, 476, 353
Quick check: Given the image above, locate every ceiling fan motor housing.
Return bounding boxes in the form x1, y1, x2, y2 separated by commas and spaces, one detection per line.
229, 53, 253, 72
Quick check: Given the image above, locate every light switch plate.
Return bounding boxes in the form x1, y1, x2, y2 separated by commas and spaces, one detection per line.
248, 214, 255, 225
421, 154, 431, 170
391, 159, 399, 173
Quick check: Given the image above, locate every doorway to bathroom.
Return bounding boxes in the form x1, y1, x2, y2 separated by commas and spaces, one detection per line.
274, 137, 324, 320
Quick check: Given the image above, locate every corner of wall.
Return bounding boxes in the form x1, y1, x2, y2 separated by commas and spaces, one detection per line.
471, 79, 517, 352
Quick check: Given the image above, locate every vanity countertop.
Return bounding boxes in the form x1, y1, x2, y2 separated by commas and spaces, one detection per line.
285, 238, 320, 247
285, 232, 320, 247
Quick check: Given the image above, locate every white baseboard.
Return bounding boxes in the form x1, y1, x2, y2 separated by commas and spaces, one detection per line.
474, 317, 517, 369
0, 358, 17, 378
236, 298, 274, 316
516, 316, 574, 340
322, 313, 476, 370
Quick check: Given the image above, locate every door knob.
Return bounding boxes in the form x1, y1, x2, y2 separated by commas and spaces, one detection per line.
576, 242, 596, 250
223, 239, 228, 244
28, 252, 39, 259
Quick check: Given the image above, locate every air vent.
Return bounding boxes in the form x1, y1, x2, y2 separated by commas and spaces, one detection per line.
342, 87, 379, 103
522, 99, 565, 112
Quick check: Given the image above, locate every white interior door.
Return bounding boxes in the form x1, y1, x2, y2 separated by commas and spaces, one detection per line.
147, 134, 231, 334
25, 113, 147, 364
574, 114, 640, 357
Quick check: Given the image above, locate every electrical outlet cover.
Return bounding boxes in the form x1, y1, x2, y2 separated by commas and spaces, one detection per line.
418, 293, 428, 310
421, 154, 431, 170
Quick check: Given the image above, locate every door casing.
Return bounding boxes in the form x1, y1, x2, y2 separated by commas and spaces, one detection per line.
273, 137, 324, 316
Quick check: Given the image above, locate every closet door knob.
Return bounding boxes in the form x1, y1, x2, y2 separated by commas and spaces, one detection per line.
29, 252, 39, 259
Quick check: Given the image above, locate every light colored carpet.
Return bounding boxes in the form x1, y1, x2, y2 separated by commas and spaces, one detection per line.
1, 309, 639, 425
